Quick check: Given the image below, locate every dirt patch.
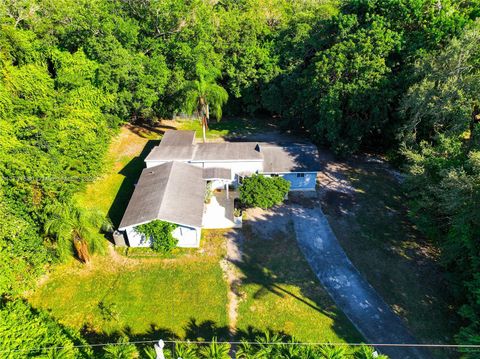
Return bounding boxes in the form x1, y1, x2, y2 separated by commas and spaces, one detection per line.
220, 230, 245, 338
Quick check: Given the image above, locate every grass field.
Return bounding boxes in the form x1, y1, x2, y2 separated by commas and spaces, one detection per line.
28, 233, 229, 342
235, 224, 361, 343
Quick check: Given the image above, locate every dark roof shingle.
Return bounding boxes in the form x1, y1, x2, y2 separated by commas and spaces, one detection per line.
192, 142, 263, 162
119, 161, 205, 229
260, 144, 321, 173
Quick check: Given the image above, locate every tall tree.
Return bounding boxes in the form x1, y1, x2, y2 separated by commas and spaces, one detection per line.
182, 61, 228, 142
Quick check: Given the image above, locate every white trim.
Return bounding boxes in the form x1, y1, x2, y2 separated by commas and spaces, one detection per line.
260, 171, 318, 175
119, 219, 202, 232
189, 159, 263, 163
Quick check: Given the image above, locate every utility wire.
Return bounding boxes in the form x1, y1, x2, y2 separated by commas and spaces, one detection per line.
2, 339, 480, 354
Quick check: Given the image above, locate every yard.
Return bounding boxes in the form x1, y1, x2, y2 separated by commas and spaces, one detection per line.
235, 222, 361, 343
318, 155, 460, 358
27, 119, 359, 348
28, 234, 229, 342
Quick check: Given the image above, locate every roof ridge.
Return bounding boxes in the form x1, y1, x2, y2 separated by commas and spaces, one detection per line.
156, 161, 176, 220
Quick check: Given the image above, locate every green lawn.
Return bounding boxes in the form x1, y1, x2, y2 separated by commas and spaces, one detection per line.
28, 233, 229, 342
177, 116, 270, 141
235, 224, 361, 343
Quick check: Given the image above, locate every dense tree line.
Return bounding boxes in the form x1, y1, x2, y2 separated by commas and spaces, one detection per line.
0, 0, 479, 355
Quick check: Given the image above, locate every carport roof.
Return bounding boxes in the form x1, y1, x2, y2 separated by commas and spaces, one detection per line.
119, 161, 205, 229
145, 130, 196, 161
260, 144, 321, 173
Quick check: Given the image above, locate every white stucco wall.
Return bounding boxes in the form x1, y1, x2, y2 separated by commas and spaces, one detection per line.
189, 160, 263, 175
145, 160, 168, 168
123, 224, 201, 248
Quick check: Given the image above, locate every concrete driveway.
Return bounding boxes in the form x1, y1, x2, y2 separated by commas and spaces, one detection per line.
291, 205, 432, 359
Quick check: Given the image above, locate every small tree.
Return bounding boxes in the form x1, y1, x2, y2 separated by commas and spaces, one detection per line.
44, 201, 110, 264
239, 174, 290, 209
135, 220, 178, 253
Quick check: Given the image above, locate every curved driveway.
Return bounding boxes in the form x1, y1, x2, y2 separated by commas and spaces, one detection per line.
291, 206, 432, 359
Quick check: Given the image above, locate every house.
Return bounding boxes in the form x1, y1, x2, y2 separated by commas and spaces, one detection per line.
118, 130, 321, 248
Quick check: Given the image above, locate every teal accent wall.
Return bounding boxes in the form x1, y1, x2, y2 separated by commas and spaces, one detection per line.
281, 172, 316, 190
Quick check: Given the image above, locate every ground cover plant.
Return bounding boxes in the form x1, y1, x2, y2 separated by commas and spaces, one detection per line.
135, 220, 178, 253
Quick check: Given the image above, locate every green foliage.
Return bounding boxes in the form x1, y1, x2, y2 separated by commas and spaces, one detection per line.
0, 300, 91, 359
354, 345, 388, 359
0, 0, 479, 349
135, 220, 178, 253
240, 175, 290, 209
198, 338, 230, 359
44, 201, 109, 263
103, 336, 139, 359
401, 20, 480, 353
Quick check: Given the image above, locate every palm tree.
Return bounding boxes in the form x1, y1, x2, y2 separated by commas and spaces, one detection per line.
198, 338, 230, 359
354, 345, 388, 359
174, 342, 199, 359
318, 344, 346, 359
44, 201, 110, 264
183, 62, 228, 143
103, 337, 138, 359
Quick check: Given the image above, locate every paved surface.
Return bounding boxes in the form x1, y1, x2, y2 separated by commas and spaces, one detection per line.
291, 206, 432, 359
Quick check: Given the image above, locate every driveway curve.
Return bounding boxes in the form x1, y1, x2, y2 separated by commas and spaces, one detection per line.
291, 205, 432, 359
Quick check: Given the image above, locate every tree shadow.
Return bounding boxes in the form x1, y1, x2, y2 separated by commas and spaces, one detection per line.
107, 139, 159, 228
222, 208, 361, 344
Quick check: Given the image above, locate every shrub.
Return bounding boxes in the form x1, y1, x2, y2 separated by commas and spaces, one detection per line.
135, 220, 178, 253
239, 174, 290, 209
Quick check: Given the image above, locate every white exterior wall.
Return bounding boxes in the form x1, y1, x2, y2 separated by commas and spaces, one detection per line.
145, 160, 168, 168
124, 224, 201, 248
210, 179, 232, 190
190, 160, 263, 175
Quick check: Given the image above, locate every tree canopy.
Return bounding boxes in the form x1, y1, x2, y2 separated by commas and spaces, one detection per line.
0, 0, 479, 352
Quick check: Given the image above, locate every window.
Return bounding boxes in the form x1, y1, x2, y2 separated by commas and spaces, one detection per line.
296, 173, 305, 178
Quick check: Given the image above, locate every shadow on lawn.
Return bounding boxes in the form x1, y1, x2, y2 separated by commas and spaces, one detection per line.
107, 138, 160, 228
82, 319, 303, 356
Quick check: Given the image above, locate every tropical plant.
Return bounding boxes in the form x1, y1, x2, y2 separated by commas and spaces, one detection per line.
134, 220, 178, 253
0, 300, 91, 358
44, 202, 110, 263
198, 338, 230, 359
182, 62, 228, 142
318, 344, 346, 359
174, 342, 199, 359
240, 175, 290, 209
354, 345, 388, 359
103, 336, 139, 359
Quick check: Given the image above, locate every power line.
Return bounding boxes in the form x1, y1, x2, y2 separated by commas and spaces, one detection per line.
2, 339, 480, 354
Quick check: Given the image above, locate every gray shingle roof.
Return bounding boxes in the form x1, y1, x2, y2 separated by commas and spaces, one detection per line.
145, 130, 196, 161
192, 143, 263, 162
260, 144, 321, 173
202, 167, 232, 180
119, 161, 205, 229
159, 130, 195, 146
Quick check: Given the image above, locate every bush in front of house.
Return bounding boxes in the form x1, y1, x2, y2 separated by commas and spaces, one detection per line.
240, 174, 290, 209
135, 220, 178, 253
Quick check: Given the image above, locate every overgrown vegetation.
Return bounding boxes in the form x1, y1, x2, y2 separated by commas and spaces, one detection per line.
135, 220, 178, 253
240, 175, 290, 209
1, 0, 479, 351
